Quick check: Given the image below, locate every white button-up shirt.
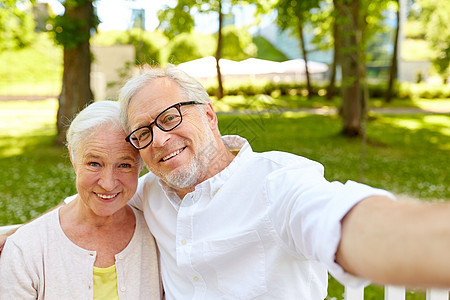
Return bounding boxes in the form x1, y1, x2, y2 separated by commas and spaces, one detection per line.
130, 135, 393, 299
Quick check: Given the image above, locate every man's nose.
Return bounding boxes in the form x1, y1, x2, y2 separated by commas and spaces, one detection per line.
151, 126, 171, 148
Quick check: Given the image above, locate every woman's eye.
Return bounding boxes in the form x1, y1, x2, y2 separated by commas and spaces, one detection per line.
89, 162, 100, 167
120, 163, 132, 168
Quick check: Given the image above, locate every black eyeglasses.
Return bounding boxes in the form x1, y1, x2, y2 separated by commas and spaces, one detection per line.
125, 101, 203, 150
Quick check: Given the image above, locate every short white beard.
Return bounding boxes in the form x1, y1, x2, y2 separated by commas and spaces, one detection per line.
163, 154, 202, 189
158, 117, 219, 190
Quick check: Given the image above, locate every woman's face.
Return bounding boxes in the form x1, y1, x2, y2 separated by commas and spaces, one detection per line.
71, 125, 141, 217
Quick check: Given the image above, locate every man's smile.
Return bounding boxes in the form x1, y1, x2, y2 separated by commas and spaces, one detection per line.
161, 146, 186, 162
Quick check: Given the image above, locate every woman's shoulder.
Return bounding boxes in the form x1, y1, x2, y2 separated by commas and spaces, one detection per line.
8, 209, 59, 245
3, 209, 60, 260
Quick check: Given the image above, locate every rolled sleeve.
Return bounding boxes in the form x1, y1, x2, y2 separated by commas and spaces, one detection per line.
318, 180, 395, 287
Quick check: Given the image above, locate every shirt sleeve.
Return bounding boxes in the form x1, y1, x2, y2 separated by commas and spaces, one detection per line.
0, 238, 39, 299
266, 162, 395, 287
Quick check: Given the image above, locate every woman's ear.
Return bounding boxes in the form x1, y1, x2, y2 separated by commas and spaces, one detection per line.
68, 147, 77, 172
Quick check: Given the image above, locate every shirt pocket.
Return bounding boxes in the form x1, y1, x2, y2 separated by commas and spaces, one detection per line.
203, 230, 267, 299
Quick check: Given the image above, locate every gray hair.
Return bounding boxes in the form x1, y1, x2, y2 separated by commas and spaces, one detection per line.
66, 100, 143, 168
118, 64, 211, 132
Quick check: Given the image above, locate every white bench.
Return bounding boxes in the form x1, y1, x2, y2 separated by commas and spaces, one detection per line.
1, 225, 449, 299
345, 285, 449, 300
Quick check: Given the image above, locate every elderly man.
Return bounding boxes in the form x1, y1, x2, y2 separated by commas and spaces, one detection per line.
116, 65, 450, 299
2, 65, 450, 299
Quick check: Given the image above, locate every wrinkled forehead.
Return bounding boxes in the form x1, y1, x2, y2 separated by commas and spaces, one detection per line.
127, 78, 184, 129
75, 124, 138, 159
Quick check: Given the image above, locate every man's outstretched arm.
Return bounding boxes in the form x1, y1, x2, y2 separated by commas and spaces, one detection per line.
337, 196, 450, 288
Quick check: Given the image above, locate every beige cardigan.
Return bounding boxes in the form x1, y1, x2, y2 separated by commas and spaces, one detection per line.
0, 206, 162, 300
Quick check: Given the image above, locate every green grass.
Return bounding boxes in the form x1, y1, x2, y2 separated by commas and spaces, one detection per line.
0, 33, 63, 95
0, 99, 448, 299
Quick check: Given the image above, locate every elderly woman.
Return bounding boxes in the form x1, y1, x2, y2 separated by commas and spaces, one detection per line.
0, 101, 162, 299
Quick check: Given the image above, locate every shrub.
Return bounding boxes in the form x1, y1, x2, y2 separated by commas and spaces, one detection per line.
165, 32, 215, 65
92, 29, 169, 65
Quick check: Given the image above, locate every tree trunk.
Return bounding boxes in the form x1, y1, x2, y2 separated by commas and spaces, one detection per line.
215, 0, 224, 100
386, 0, 400, 103
327, 7, 339, 101
335, 0, 363, 137
298, 23, 312, 98
56, 1, 94, 145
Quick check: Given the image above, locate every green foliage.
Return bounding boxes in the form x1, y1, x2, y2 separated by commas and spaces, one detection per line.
403, 20, 426, 39
252, 35, 289, 62
204, 77, 450, 99
417, 0, 450, 80
157, 1, 195, 39
222, 25, 257, 60
166, 32, 215, 64
0, 0, 36, 50
51, 15, 91, 49
92, 29, 169, 65
401, 38, 436, 61
49, 0, 98, 50
398, 82, 450, 99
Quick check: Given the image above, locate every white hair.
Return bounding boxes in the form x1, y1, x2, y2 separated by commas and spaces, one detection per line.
66, 100, 143, 168
118, 64, 211, 132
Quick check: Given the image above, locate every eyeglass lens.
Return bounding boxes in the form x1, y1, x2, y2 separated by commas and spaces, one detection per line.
129, 106, 182, 149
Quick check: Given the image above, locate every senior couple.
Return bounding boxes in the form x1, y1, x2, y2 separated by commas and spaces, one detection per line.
2, 65, 450, 299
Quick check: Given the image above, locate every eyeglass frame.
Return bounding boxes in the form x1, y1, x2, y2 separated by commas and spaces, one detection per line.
125, 100, 203, 150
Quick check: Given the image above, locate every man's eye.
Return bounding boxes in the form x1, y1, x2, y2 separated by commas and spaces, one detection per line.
161, 114, 180, 124
120, 163, 132, 168
139, 130, 150, 138
89, 162, 100, 167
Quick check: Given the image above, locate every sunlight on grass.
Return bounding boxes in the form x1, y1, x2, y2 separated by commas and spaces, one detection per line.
0, 99, 57, 157
413, 98, 450, 113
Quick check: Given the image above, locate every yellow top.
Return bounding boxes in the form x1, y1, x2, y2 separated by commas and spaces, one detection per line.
93, 265, 119, 300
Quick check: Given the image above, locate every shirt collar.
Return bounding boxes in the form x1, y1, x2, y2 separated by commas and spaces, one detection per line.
158, 135, 253, 209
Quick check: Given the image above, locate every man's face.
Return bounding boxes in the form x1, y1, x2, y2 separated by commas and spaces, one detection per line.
127, 78, 219, 191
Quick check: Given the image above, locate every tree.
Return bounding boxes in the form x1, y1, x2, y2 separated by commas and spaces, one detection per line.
51, 0, 97, 144
334, 0, 364, 136
333, 0, 391, 136
327, 0, 339, 100
276, 0, 320, 99
386, 0, 400, 103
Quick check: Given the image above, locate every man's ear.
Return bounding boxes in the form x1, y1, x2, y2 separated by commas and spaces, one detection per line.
204, 102, 218, 130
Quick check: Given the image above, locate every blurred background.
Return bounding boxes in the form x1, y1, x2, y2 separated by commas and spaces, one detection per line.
0, 1, 449, 298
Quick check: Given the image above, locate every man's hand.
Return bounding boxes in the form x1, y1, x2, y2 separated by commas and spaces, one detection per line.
0, 234, 7, 254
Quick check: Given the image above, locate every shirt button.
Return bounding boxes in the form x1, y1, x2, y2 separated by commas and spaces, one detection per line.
118, 254, 123, 259
193, 276, 199, 282
121, 286, 126, 292
181, 239, 187, 245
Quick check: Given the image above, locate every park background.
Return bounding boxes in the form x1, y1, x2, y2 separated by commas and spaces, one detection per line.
1, 0, 449, 299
